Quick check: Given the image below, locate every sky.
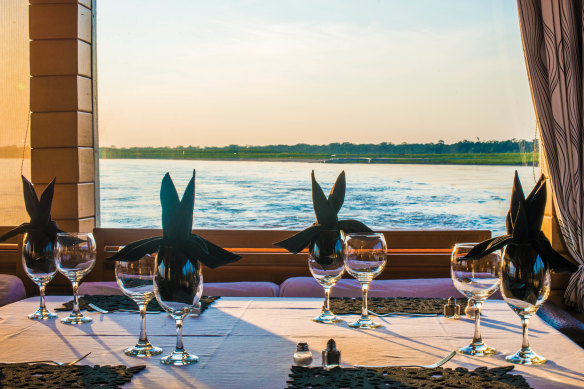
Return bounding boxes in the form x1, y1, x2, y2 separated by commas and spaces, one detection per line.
97, 0, 536, 148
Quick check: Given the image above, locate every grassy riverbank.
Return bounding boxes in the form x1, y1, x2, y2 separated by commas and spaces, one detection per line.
100, 148, 538, 166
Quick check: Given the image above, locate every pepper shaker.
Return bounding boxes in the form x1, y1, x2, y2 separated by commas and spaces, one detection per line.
322, 339, 341, 369
443, 296, 460, 319
293, 342, 313, 366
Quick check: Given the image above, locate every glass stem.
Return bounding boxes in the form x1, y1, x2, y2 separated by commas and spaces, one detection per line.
39, 284, 46, 311
71, 281, 80, 315
175, 318, 185, 353
138, 303, 148, 344
521, 316, 530, 351
472, 300, 483, 345
323, 286, 331, 312
361, 282, 370, 317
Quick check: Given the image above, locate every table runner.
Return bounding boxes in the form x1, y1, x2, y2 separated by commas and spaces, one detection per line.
55, 295, 220, 314
330, 297, 469, 315
287, 365, 531, 388
0, 363, 145, 388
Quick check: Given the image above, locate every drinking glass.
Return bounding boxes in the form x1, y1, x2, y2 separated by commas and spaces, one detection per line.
116, 254, 163, 357
22, 232, 58, 320
344, 232, 387, 329
308, 231, 345, 324
55, 232, 96, 325
154, 246, 203, 365
451, 243, 501, 356
501, 243, 550, 365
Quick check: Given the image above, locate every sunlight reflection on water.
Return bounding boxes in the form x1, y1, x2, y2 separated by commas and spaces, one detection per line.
99, 159, 537, 235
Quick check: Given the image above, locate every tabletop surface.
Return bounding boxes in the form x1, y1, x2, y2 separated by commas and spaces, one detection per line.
0, 296, 583, 388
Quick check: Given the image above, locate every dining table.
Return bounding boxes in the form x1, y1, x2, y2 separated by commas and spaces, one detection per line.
0, 296, 583, 388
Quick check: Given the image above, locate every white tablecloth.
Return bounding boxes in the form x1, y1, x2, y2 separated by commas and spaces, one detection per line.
0, 297, 583, 388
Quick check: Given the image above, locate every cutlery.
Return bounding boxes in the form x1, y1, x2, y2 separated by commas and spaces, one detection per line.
26, 352, 91, 366
354, 350, 456, 369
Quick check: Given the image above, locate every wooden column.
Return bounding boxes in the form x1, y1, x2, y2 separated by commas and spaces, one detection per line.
29, 0, 98, 233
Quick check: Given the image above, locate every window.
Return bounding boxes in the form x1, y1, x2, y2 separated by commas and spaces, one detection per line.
96, 0, 537, 235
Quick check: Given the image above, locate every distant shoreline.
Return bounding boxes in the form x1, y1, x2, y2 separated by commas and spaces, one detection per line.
99, 155, 538, 166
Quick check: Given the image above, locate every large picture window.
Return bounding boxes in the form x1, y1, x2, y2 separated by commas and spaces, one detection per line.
96, 0, 537, 235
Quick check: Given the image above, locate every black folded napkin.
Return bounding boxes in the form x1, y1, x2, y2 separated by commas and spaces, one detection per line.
274, 171, 372, 263
107, 171, 241, 269
287, 365, 531, 389
463, 172, 577, 273
0, 363, 145, 389
330, 297, 468, 315
55, 295, 220, 314
0, 176, 62, 244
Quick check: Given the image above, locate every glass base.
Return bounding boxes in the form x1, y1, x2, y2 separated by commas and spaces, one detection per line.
61, 313, 93, 325
458, 341, 497, 357
124, 342, 163, 357
313, 310, 343, 324
348, 316, 381, 329
505, 348, 546, 365
160, 350, 199, 366
28, 307, 58, 320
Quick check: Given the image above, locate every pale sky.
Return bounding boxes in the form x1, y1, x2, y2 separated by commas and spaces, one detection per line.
97, 0, 535, 148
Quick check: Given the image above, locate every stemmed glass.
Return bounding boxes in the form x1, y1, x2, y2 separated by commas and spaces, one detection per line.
501, 244, 550, 365
308, 231, 345, 324
343, 232, 387, 329
22, 232, 58, 320
451, 243, 501, 356
154, 246, 203, 365
116, 254, 163, 357
55, 232, 96, 325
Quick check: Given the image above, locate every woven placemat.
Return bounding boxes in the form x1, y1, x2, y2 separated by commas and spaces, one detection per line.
56, 295, 220, 314
0, 363, 145, 389
330, 297, 468, 315
287, 365, 531, 388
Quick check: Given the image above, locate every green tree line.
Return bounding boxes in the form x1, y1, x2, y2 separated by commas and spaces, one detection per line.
101, 139, 537, 158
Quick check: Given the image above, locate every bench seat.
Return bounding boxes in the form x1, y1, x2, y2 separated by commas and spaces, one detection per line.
279, 276, 503, 299
0, 274, 26, 306
79, 281, 280, 297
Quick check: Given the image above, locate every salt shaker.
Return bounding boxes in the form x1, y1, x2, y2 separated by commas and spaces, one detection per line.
293, 342, 313, 366
465, 298, 477, 318
443, 296, 460, 319
322, 339, 341, 369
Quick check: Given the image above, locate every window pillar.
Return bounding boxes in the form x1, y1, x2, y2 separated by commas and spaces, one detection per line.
29, 0, 99, 232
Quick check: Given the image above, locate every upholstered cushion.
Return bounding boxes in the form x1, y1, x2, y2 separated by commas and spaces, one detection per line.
79, 281, 280, 297
279, 277, 503, 299
0, 275, 26, 306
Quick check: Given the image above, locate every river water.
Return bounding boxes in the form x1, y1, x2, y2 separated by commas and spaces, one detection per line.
99, 159, 538, 236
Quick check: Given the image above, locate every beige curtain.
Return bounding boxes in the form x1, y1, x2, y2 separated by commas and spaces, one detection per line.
0, 0, 30, 226
517, 0, 584, 311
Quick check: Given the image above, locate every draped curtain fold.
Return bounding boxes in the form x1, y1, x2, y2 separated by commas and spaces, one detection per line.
517, 0, 584, 311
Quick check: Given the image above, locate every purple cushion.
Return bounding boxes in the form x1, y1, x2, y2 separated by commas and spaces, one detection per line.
279, 277, 503, 299
0, 274, 26, 306
79, 281, 280, 297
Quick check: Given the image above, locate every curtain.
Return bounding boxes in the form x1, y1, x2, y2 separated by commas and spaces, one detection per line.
0, 0, 30, 226
517, 0, 584, 311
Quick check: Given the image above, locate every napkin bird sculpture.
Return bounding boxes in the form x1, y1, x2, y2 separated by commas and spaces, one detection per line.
108, 171, 241, 268
274, 171, 372, 261
0, 176, 62, 243
463, 172, 576, 273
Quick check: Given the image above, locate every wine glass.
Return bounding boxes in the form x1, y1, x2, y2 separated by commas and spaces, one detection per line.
501, 243, 550, 365
55, 232, 96, 325
451, 243, 501, 356
22, 232, 58, 320
116, 254, 163, 357
343, 232, 387, 329
154, 246, 203, 365
308, 230, 345, 324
